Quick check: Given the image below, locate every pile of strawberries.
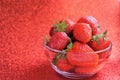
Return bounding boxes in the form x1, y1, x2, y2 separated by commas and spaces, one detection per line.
45, 16, 111, 74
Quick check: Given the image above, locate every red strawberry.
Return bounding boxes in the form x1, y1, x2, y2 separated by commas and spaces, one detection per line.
67, 42, 99, 67
47, 32, 69, 50
89, 38, 110, 51
57, 58, 74, 71
49, 27, 57, 36
88, 31, 110, 51
69, 41, 94, 52
88, 31, 111, 59
78, 16, 100, 35
67, 51, 99, 67
98, 49, 111, 59
49, 19, 75, 36
73, 23, 92, 43
52, 53, 74, 71
63, 19, 75, 34
74, 66, 97, 74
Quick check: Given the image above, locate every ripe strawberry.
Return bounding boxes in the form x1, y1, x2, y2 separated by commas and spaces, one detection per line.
89, 38, 110, 51
88, 31, 110, 51
52, 53, 74, 71
67, 42, 99, 67
98, 49, 111, 59
69, 41, 94, 52
57, 58, 74, 71
67, 51, 99, 67
78, 16, 100, 35
88, 31, 111, 59
74, 66, 97, 74
47, 32, 69, 50
49, 19, 75, 36
73, 23, 92, 43
49, 27, 57, 37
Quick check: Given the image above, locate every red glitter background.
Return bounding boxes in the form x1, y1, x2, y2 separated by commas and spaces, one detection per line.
0, 0, 120, 80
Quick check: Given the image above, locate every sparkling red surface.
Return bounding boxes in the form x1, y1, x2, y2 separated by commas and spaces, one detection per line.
0, 0, 120, 80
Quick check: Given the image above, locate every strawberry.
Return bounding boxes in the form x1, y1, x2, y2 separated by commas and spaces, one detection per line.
69, 41, 94, 52
67, 42, 99, 67
89, 38, 110, 51
49, 27, 57, 37
52, 53, 74, 71
98, 49, 111, 59
73, 23, 92, 43
88, 31, 111, 59
67, 51, 99, 67
49, 19, 75, 36
47, 32, 69, 50
74, 66, 97, 74
57, 58, 74, 71
78, 16, 100, 35
88, 31, 110, 51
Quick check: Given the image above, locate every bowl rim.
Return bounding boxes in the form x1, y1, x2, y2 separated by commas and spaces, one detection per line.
44, 41, 112, 54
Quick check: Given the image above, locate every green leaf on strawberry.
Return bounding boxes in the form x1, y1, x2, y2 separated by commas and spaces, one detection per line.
52, 53, 66, 65
44, 35, 50, 44
65, 42, 73, 52
67, 42, 73, 50
52, 20, 67, 32
91, 30, 107, 42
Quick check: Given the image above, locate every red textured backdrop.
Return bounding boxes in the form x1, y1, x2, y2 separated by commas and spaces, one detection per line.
0, 0, 120, 80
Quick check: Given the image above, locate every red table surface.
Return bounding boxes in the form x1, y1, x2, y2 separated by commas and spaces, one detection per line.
0, 0, 120, 80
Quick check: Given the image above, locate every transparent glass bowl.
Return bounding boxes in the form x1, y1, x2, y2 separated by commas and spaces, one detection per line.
44, 42, 112, 79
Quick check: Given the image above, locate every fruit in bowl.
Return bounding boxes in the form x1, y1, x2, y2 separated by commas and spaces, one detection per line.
44, 17, 112, 79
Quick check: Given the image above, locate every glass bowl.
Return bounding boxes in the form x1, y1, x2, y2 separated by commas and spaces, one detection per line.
44, 42, 112, 79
